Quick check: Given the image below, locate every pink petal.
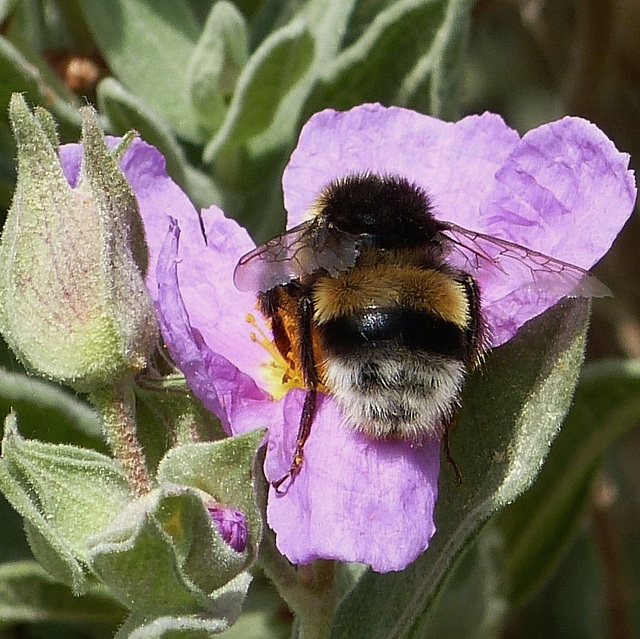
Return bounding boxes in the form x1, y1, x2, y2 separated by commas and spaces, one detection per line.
264, 390, 439, 573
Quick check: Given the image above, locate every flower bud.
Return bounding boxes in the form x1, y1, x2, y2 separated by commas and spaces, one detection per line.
206, 501, 248, 553
0, 95, 158, 391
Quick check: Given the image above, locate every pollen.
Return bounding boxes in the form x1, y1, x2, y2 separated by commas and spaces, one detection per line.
245, 313, 305, 399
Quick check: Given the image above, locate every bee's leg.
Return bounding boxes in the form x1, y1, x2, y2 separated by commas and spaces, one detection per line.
442, 417, 463, 486
458, 273, 486, 367
272, 291, 319, 493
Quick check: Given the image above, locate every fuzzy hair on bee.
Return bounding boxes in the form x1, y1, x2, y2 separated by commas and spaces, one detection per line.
234, 173, 608, 490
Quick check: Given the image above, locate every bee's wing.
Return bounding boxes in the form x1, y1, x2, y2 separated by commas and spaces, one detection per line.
440, 222, 611, 300
234, 220, 360, 292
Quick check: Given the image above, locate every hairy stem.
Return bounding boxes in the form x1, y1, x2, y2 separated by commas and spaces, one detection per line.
91, 378, 151, 497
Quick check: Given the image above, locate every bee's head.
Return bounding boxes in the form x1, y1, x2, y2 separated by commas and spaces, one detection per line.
316, 173, 441, 248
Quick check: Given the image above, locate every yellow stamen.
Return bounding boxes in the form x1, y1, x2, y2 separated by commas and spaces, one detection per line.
245, 313, 305, 400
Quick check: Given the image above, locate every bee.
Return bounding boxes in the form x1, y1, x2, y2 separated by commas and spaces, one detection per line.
234, 173, 608, 491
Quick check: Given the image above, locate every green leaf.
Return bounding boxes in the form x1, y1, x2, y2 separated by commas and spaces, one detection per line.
508, 531, 604, 639
402, 0, 474, 118
0, 414, 131, 592
0, 368, 103, 448
0, 560, 125, 630
132, 383, 227, 480
215, 572, 293, 639
305, 0, 473, 119
417, 523, 508, 639
0, 493, 31, 562
203, 19, 314, 162
330, 298, 591, 638
0, 0, 15, 25
157, 429, 266, 557
77, 0, 203, 142
206, 0, 358, 238
499, 358, 640, 605
116, 602, 241, 639
187, 1, 249, 132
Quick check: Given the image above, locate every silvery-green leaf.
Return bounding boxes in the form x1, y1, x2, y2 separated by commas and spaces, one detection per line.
0, 368, 103, 446
115, 573, 251, 639
203, 19, 314, 162
305, 0, 472, 119
157, 429, 266, 557
187, 1, 249, 132
77, 0, 203, 142
87, 485, 249, 615
417, 523, 508, 639
0, 414, 131, 592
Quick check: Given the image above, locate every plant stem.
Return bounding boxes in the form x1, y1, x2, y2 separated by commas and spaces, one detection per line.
91, 378, 151, 497
259, 529, 337, 638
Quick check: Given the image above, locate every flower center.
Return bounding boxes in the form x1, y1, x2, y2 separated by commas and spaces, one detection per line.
245, 313, 305, 400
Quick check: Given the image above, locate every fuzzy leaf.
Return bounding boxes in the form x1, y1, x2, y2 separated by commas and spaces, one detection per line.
0, 368, 103, 447
77, 0, 203, 142
203, 19, 314, 161
187, 1, 249, 132
114, 573, 251, 639
0, 560, 125, 629
87, 486, 248, 616
416, 524, 508, 639
0, 414, 131, 592
499, 358, 640, 604
0, 36, 80, 136
305, 0, 473, 119
330, 298, 591, 638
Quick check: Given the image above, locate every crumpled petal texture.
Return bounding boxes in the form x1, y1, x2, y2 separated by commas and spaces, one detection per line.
58, 105, 635, 573
265, 391, 439, 572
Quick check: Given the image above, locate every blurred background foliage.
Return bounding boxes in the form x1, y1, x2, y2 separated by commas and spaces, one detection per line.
0, 1, 639, 638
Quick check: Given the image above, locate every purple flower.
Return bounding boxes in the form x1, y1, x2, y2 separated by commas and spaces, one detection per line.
207, 502, 248, 553
58, 105, 635, 573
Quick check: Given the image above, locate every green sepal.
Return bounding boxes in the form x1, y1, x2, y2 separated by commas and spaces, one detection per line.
115, 575, 251, 639
0, 413, 131, 593
499, 358, 640, 605
86, 485, 251, 617
33, 106, 60, 148
0, 560, 125, 631
78, 103, 149, 277
157, 428, 267, 560
187, 1, 249, 132
330, 298, 591, 638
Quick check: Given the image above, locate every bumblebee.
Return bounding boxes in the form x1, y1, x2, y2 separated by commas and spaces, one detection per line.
234, 173, 606, 490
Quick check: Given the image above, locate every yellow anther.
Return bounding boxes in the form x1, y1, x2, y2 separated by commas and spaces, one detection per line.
243, 313, 305, 400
